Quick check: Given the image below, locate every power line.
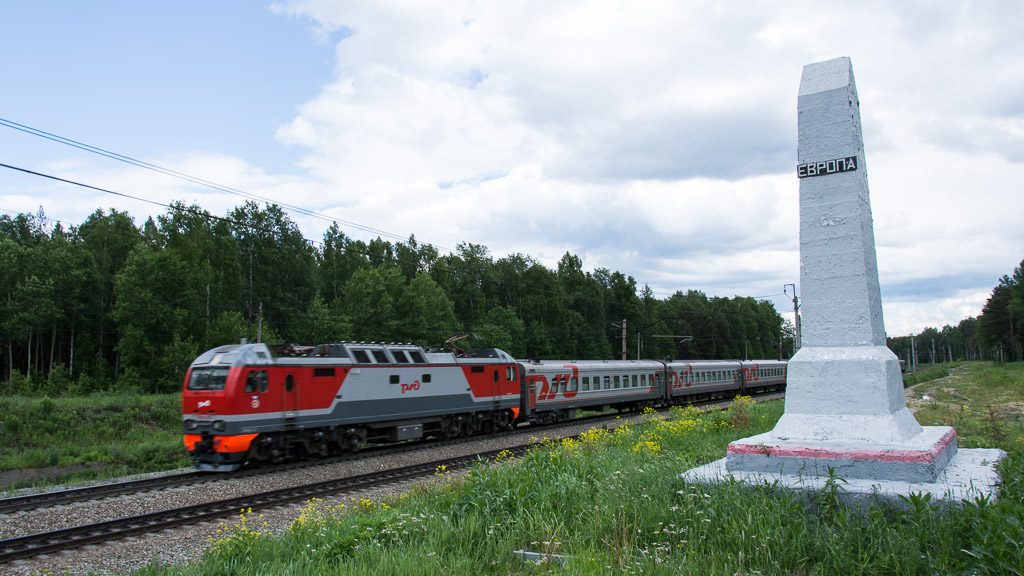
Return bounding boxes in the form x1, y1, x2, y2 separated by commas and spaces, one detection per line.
0, 163, 396, 268
0, 118, 775, 305
0, 162, 280, 239
0, 166, 564, 303
0, 116, 456, 252
0, 118, 803, 311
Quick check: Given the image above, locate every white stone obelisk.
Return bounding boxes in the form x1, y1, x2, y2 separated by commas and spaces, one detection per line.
684, 57, 1005, 503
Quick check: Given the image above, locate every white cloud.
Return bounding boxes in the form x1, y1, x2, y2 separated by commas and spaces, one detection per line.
267, 0, 1023, 336
883, 289, 993, 338
6, 0, 1021, 339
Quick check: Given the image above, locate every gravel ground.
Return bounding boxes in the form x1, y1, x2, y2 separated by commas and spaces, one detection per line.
1, 415, 644, 576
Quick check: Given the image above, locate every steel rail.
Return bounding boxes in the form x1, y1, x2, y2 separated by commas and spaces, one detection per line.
0, 390, 784, 563
0, 388, 783, 516
0, 471, 209, 516
0, 410, 622, 515
0, 443, 531, 563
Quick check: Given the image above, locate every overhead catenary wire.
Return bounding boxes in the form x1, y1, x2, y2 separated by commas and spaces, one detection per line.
0, 117, 672, 299
0, 116, 456, 252
0, 165, 567, 301
0, 118, 783, 305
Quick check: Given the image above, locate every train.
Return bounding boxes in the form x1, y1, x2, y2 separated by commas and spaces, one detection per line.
181, 341, 787, 471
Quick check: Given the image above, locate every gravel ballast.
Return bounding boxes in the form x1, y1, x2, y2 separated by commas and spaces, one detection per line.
1, 415, 647, 576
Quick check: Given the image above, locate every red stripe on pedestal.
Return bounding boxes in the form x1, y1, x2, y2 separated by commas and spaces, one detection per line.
727, 428, 956, 464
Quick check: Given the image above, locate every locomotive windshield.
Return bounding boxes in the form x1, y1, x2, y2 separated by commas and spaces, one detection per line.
188, 366, 231, 390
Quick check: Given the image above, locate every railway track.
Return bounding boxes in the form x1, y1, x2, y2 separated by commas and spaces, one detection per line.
0, 471, 208, 516
0, 390, 783, 517
0, 443, 529, 563
0, 390, 784, 563
0, 409, 631, 516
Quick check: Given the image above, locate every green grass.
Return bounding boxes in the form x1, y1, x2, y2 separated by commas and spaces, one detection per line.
134, 363, 1024, 575
907, 362, 1024, 454
0, 393, 189, 490
902, 362, 956, 387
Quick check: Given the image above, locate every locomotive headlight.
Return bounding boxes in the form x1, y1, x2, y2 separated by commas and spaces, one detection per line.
213, 420, 226, 432
185, 419, 198, 431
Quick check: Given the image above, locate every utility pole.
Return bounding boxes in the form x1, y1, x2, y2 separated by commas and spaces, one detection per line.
610, 319, 628, 360
257, 301, 263, 343
910, 335, 917, 372
784, 284, 801, 350
621, 319, 627, 361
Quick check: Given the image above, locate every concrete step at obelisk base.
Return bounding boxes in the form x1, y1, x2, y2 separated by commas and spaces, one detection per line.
682, 56, 1005, 507
683, 446, 1005, 507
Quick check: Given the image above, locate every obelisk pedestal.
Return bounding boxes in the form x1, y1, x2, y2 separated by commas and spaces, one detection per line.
684, 57, 1005, 505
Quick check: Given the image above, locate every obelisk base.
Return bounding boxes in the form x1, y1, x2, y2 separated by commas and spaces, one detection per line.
683, 447, 1006, 507
725, 426, 958, 483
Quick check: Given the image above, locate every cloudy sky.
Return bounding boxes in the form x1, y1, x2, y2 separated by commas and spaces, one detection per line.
1, 1, 1022, 337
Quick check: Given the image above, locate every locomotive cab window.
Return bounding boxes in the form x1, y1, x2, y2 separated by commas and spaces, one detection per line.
245, 370, 268, 393
188, 367, 230, 391
506, 367, 516, 381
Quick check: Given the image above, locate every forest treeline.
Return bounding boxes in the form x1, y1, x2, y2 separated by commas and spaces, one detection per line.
887, 258, 1024, 367
1, 203, 791, 396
